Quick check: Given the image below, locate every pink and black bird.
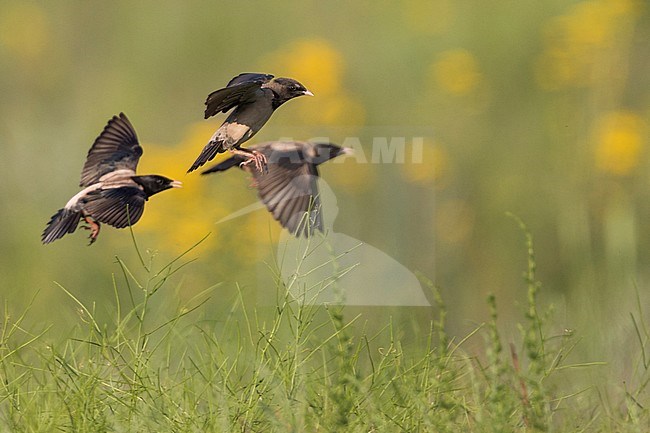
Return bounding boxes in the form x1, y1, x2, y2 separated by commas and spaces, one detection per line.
187, 73, 313, 173
202, 141, 351, 236
42, 113, 182, 245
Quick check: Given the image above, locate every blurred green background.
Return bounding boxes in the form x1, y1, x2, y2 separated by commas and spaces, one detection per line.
1, 0, 649, 372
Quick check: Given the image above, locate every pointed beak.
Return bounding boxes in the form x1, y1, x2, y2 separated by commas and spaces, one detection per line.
303, 90, 314, 97
340, 147, 354, 155
171, 180, 183, 188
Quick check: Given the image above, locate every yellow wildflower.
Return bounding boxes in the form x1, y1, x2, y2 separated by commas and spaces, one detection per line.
535, 0, 640, 90
431, 49, 482, 96
135, 123, 235, 253
595, 111, 645, 176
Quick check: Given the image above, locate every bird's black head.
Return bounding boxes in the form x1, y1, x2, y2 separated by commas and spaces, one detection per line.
312, 143, 353, 165
267, 77, 313, 107
132, 175, 182, 197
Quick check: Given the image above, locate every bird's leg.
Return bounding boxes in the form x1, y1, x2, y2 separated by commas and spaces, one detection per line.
81, 216, 101, 245
230, 148, 268, 173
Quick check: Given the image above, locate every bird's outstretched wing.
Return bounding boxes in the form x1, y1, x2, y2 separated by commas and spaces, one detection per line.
252, 144, 323, 236
80, 113, 142, 187
81, 186, 147, 228
204, 73, 274, 119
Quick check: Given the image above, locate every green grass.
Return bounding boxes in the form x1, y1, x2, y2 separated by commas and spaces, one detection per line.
0, 225, 649, 432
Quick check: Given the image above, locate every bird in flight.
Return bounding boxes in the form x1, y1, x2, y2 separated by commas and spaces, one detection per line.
202, 141, 351, 236
42, 113, 182, 245
187, 73, 313, 173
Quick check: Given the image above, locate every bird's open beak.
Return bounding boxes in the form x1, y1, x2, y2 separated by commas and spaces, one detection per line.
303, 90, 314, 97
340, 147, 354, 155
171, 180, 183, 188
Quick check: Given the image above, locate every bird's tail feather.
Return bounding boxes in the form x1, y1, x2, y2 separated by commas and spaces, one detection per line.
188, 140, 225, 173
42, 208, 81, 244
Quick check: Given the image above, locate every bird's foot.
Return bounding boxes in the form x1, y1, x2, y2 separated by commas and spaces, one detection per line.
236, 150, 268, 173
82, 217, 101, 245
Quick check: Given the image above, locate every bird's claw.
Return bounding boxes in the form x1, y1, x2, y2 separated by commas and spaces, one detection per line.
240, 151, 268, 174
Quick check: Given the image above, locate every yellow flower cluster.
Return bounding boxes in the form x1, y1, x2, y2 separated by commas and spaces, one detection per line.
594, 110, 645, 176
535, 0, 640, 90
430, 49, 482, 96
135, 123, 231, 253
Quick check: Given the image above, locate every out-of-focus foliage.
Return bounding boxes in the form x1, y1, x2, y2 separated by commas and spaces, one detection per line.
0, 0, 649, 370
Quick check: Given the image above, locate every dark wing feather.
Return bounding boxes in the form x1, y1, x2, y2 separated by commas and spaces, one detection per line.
204, 73, 273, 119
80, 113, 141, 187
253, 148, 323, 236
81, 187, 146, 228
201, 155, 244, 174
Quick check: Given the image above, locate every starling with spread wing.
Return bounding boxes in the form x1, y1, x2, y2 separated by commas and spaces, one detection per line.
42, 113, 182, 245
188, 73, 313, 173
202, 141, 351, 236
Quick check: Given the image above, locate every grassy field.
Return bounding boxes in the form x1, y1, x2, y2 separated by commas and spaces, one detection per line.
1, 225, 648, 432
2, 2, 650, 431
